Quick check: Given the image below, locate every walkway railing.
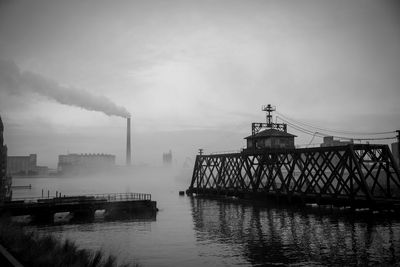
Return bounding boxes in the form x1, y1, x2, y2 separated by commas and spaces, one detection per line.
10, 192, 151, 204
91, 193, 151, 202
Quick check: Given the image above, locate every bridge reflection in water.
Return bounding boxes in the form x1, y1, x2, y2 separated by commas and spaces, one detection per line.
190, 197, 400, 266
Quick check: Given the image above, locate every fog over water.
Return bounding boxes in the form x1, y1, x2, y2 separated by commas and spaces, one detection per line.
2, 0, 400, 265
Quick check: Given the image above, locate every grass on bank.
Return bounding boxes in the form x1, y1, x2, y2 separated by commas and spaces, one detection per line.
0, 217, 133, 267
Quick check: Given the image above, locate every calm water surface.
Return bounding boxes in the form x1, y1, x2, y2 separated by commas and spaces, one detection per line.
12, 167, 400, 266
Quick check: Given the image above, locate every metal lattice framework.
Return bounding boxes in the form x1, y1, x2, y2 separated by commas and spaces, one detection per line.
188, 144, 400, 208
251, 122, 287, 135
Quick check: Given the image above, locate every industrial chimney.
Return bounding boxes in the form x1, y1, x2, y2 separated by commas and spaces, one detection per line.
126, 117, 131, 165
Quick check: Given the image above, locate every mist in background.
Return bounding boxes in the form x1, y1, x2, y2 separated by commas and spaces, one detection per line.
0, 0, 399, 168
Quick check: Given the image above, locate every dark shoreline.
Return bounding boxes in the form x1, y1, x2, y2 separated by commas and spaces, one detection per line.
0, 217, 135, 267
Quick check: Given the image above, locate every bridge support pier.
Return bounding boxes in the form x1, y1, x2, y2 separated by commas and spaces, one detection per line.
72, 208, 96, 222
104, 200, 157, 220
31, 212, 54, 224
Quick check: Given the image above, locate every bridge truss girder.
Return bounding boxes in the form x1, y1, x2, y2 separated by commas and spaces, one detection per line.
188, 144, 400, 205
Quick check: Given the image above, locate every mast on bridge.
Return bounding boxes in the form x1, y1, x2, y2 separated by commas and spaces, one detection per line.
251, 104, 287, 135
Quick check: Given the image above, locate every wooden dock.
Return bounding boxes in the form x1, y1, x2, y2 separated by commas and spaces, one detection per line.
0, 193, 157, 222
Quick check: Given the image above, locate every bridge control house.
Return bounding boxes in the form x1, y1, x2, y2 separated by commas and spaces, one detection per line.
245, 128, 296, 150
244, 104, 296, 151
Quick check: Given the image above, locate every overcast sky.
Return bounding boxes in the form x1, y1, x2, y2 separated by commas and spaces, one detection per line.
1, 0, 399, 167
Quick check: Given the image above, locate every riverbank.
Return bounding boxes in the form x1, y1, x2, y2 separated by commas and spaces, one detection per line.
0, 217, 133, 266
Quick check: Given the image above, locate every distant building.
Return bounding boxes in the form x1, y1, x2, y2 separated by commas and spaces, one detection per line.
163, 150, 172, 166
320, 136, 353, 147
7, 154, 38, 175
7, 154, 48, 176
0, 116, 12, 202
391, 142, 399, 167
58, 153, 116, 174
245, 129, 296, 150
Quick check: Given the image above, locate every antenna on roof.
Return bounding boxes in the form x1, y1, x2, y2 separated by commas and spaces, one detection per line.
251, 104, 287, 135
262, 104, 276, 127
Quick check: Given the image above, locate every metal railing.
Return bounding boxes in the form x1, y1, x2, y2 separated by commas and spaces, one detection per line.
210, 150, 242, 155
90, 193, 151, 202
10, 192, 151, 204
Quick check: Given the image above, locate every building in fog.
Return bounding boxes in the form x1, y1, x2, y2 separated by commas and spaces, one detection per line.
245, 129, 296, 150
0, 116, 12, 202
392, 142, 399, 167
7, 154, 38, 175
7, 154, 48, 176
58, 153, 116, 174
163, 150, 172, 166
320, 136, 353, 147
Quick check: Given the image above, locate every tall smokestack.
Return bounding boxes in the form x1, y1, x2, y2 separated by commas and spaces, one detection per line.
126, 117, 131, 166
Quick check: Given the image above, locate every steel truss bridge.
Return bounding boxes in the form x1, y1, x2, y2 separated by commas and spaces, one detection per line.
187, 144, 400, 209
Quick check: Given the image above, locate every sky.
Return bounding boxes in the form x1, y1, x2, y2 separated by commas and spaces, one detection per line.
0, 0, 399, 168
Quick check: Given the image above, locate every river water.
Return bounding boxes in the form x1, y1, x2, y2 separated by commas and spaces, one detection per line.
12, 167, 400, 266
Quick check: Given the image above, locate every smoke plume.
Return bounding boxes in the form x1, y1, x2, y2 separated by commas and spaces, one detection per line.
0, 60, 130, 118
